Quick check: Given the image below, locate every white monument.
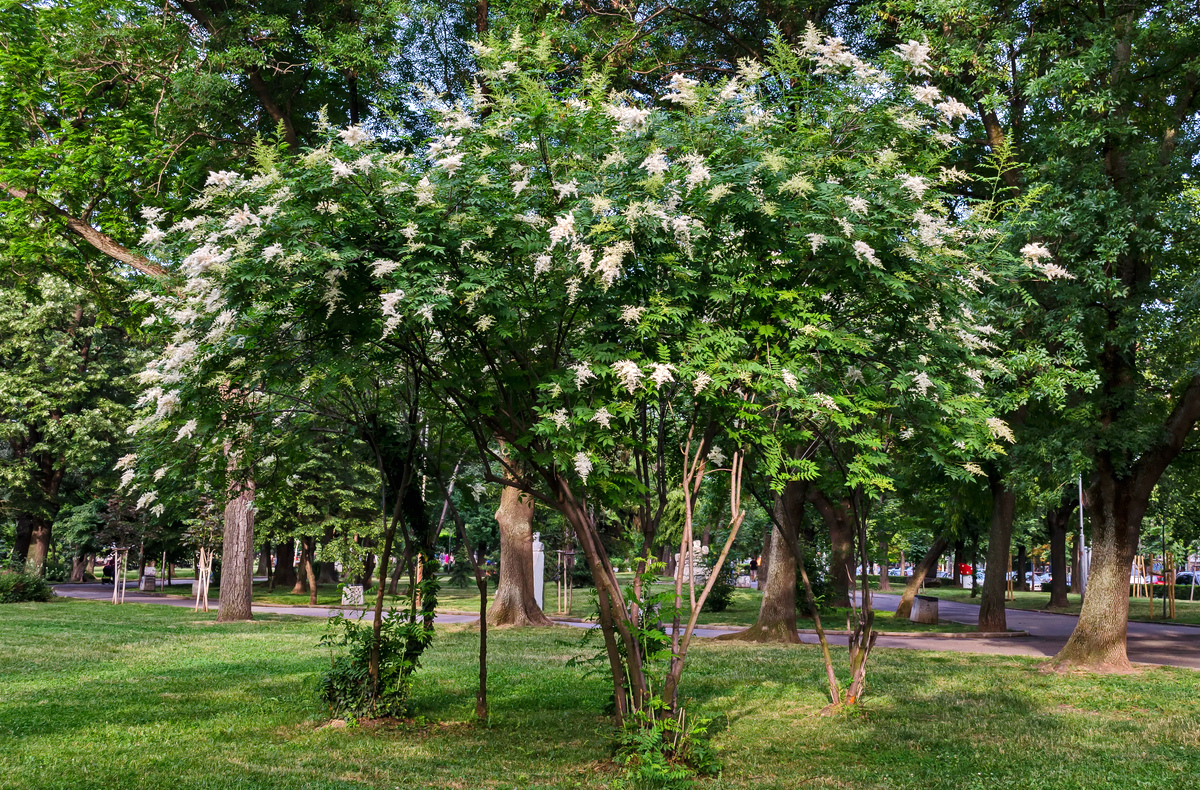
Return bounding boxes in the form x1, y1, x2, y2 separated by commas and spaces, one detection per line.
532, 532, 545, 609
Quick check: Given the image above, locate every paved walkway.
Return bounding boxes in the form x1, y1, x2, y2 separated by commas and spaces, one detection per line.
54, 583, 1200, 670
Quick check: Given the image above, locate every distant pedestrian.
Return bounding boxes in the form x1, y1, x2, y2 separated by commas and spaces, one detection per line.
749, 556, 759, 582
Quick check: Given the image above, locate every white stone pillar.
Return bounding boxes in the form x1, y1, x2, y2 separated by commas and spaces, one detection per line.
532, 532, 545, 610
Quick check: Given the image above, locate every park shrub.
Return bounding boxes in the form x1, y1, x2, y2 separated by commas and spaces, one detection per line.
614, 697, 720, 789
317, 605, 423, 719
701, 565, 734, 613
0, 570, 53, 603
444, 550, 472, 588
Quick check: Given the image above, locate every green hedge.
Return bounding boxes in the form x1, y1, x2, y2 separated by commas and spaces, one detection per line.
0, 570, 53, 603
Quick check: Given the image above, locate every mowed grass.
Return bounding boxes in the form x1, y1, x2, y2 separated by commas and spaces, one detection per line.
907, 587, 1200, 626
3, 599, 1200, 789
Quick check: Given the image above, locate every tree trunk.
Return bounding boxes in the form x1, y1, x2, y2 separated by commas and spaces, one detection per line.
894, 534, 951, 619
1047, 498, 1074, 608
25, 515, 52, 576
303, 536, 318, 605
291, 540, 308, 595
1015, 545, 1028, 591
1052, 468, 1147, 671
730, 522, 798, 642
1071, 536, 1083, 595
256, 543, 271, 577
12, 512, 33, 567
274, 540, 296, 589
877, 535, 890, 591
953, 541, 964, 586
978, 471, 1017, 632
216, 484, 255, 622
388, 552, 403, 594
757, 525, 771, 591
359, 552, 376, 589
808, 490, 854, 608
70, 555, 87, 583
317, 541, 339, 585
488, 484, 552, 626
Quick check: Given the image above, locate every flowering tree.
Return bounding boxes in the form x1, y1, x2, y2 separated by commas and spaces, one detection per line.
133, 27, 1056, 716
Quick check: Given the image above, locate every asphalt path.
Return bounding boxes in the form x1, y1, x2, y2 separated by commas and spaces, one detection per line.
53, 582, 1200, 670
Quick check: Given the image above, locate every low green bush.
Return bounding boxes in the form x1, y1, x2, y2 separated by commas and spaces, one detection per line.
614, 698, 720, 789
0, 570, 53, 603
316, 604, 425, 719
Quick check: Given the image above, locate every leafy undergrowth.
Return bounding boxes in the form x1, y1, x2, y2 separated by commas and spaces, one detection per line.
2, 598, 1199, 790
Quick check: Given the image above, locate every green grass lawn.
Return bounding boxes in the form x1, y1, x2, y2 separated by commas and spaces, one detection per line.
905, 587, 1200, 626
3, 599, 1199, 789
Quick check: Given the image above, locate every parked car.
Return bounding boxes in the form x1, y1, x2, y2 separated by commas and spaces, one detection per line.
1176, 572, 1199, 586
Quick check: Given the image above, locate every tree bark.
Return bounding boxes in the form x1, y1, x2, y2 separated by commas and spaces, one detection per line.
12, 512, 33, 567
723, 521, 799, 642
809, 490, 854, 608
25, 515, 52, 576
291, 540, 308, 595
1047, 497, 1074, 608
877, 535, 890, 591
953, 541, 964, 586
757, 525, 771, 591
978, 470, 1017, 632
302, 536, 318, 605
216, 484, 255, 622
488, 484, 552, 626
1071, 537, 1083, 595
894, 534, 951, 619
256, 543, 271, 577
1015, 545, 1028, 591
274, 540, 296, 588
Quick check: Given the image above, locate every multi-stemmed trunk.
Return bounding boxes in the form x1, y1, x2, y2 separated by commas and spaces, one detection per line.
809, 490, 854, 608
488, 484, 551, 626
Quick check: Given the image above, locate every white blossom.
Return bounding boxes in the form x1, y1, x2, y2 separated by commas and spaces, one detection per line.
548, 212, 576, 247
414, 176, 435, 205
153, 467, 167, 481
338, 125, 371, 146
554, 179, 579, 201
964, 462, 986, 476
331, 159, 354, 180
119, 469, 135, 490
115, 454, 138, 471
372, 259, 401, 277
263, 244, 284, 261
845, 366, 865, 384
550, 408, 569, 430
896, 39, 933, 75
596, 241, 633, 289
640, 151, 670, 177
534, 253, 553, 276
693, 371, 713, 395
225, 205, 261, 231
475, 314, 495, 331
910, 371, 934, 395
206, 170, 240, 189
900, 427, 915, 440
612, 360, 644, 393
1021, 243, 1053, 262
681, 153, 711, 191
436, 152, 466, 176
175, 419, 197, 442
662, 73, 700, 107
812, 392, 840, 411
605, 103, 651, 133
315, 200, 340, 214
381, 289, 406, 337
781, 369, 799, 390
571, 362, 596, 389
150, 504, 165, 518
844, 195, 869, 216
987, 417, 1016, 443
512, 177, 530, 196
591, 407, 613, 428
136, 491, 158, 510
648, 363, 675, 388
140, 227, 166, 246
574, 452, 593, 483
898, 174, 929, 201
853, 240, 881, 268
707, 446, 727, 466
936, 97, 974, 123
619, 305, 646, 326
807, 233, 827, 254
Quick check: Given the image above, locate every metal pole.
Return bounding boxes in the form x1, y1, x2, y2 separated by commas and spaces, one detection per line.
1078, 474, 1087, 600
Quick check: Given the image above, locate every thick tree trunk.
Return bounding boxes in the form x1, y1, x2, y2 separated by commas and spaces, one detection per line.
978, 471, 1017, 632
274, 540, 296, 588
359, 552, 376, 589
1047, 498, 1074, 608
757, 526, 771, 591
953, 541, 964, 586
489, 484, 551, 626
216, 484, 255, 622
256, 544, 271, 577
25, 515, 52, 576
12, 512, 33, 567
809, 490, 854, 608
1071, 537, 1083, 595
894, 534, 951, 619
70, 555, 88, 583
877, 535, 890, 591
1052, 468, 1147, 671
1015, 545, 1028, 591
723, 521, 799, 643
